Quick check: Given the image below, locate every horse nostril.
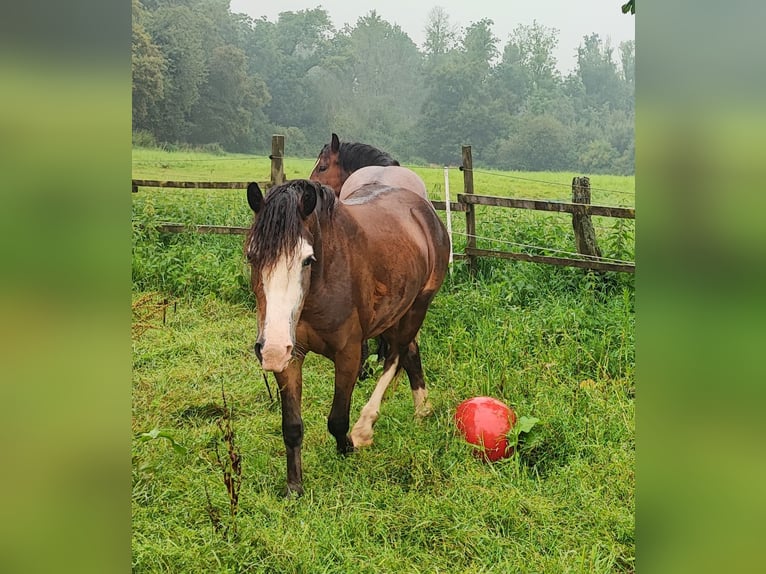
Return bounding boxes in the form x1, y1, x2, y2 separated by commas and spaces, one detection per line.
254, 341, 263, 362
286, 344, 294, 357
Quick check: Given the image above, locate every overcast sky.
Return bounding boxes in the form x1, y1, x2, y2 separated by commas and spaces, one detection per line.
229, 0, 635, 74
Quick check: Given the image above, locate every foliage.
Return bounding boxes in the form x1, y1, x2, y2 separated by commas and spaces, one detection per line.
132, 0, 166, 132
423, 6, 458, 66
575, 34, 627, 113
579, 139, 620, 174
187, 44, 269, 151
131, 1, 634, 174
492, 114, 575, 171
132, 129, 157, 148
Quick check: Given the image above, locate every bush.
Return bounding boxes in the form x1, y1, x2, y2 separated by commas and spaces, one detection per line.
578, 139, 619, 174
495, 115, 575, 172
132, 130, 157, 148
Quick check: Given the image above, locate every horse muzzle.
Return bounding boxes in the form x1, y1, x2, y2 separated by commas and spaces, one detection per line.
256, 338, 294, 373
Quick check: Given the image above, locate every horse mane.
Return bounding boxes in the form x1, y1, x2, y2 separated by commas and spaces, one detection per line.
247, 180, 336, 276
327, 141, 400, 173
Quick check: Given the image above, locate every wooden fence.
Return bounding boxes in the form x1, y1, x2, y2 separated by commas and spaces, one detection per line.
133, 135, 635, 273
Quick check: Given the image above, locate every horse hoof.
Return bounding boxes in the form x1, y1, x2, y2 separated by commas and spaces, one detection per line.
415, 401, 433, 419
284, 483, 304, 498
337, 436, 356, 456
350, 434, 374, 449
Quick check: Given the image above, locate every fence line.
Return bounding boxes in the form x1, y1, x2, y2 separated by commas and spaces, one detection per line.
131, 179, 267, 190
132, 157, 261, 163
152, 223, 248, 235
463, 248, 635, 274
142, 225, 633, 266
132, 135, 635, 273
468, 168, 636, 196
458, 194, 635, 219
453, 231, 635, 265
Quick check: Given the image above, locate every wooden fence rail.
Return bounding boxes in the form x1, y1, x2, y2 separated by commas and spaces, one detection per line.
132, 180, 269, 190
457, 194, 635, 219
153, 224, 249, 235
464, 248, 635, 274
132, 136, 634, 273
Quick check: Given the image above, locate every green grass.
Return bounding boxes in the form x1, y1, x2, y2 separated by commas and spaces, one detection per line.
131, 147, 634, 302
132, 147, 634, 572
131, 147, 635, 207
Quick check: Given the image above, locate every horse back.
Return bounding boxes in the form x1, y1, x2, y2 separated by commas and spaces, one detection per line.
335, 185, 448, 336
343, 184, 449, 287
340, 166, 428, 203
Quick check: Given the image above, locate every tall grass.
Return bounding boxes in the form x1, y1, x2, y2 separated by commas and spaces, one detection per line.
132, 148, 634, 572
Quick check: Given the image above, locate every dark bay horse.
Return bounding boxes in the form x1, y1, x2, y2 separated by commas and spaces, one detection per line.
309, 134, 431, 375
310, 133, 428, 201
245, 178, 450, 496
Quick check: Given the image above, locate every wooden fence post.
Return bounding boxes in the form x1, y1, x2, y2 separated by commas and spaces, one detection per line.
462, 145, 477, 276
270, 134, 285, 186
571, 176, 602, 260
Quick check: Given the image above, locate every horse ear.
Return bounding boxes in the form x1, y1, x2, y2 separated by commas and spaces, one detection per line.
247, 182, 263, 213
298, 180, 319, 219
331, 133, 340, 153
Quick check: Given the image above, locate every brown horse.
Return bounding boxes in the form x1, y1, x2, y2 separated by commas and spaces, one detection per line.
309, 134, 431, 374
245, 177, 450, 496
310, 133, 428, 201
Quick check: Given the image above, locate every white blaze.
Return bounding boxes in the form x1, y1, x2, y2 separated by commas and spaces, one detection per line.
259, 238, 313, 372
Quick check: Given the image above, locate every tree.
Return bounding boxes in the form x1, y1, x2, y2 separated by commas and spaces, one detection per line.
309, 11, 425, 156
188, 45, 270, 151
247, 9, 335, 148
132, 0, 165, 132
578, 139, 619, 174
423, 6, 457, 68
619, 39, 635, 107
494, 114, 574, 172
573, 33, 623, 112
511, 22, 559, 89
485, 43, 528, 134
144, 3, 209, 142
416, 18, 501, 163
461, 18, 499, 72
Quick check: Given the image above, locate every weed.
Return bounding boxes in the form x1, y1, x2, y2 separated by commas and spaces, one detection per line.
206, 384, 242, 537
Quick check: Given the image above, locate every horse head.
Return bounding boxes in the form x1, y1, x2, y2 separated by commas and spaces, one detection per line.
310, 133, 400, 196
309, 133, 345, 194
245, 180, 326, 372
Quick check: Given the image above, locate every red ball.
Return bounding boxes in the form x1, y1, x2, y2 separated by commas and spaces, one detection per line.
455, 396, 517, 462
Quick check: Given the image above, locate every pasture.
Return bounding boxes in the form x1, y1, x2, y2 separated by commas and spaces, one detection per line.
132, 146, 634, 572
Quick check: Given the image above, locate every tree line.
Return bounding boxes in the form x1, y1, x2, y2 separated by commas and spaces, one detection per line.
133, 0, 634, 174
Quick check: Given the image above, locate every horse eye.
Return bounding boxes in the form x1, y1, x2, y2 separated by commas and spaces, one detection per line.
317, 165, 327, 173
302, 256, 316, 268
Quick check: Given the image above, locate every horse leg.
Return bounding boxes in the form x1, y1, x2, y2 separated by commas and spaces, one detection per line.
393, 294, 439, 418
328, 344, 362, 455
400, 340, 433, 418
275, 359, 304, 497
358, 340, 372, 381
350, 352, 400, 448
375, 336, 388, 363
